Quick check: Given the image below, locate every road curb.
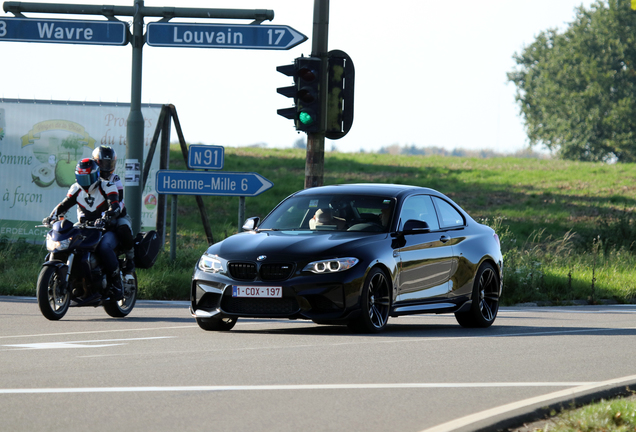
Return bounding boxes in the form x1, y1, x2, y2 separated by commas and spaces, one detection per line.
421, 374, 636, 432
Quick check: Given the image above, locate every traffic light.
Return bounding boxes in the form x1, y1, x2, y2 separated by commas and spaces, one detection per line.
276, 56, 323, 133
276, 63, 297, 122
295, 57, 322, 133
325, 50, 355, 140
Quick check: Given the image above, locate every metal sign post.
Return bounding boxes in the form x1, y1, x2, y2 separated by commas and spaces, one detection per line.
156, 168, 274, 260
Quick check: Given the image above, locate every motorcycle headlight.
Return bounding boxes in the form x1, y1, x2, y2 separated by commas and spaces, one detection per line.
303, 257, 359, 274
197, 254, 226, 273
46, 235, 71, 251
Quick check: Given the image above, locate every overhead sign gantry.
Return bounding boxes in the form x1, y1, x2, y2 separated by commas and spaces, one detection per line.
0, 1, 306, 234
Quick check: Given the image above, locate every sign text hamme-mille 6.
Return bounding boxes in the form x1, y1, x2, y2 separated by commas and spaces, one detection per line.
156, 170, 273, 197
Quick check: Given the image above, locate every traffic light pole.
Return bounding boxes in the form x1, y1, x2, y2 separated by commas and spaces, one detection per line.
304, 0, 329, 189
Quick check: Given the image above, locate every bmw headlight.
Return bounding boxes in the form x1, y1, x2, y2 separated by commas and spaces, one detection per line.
46, 235, 71, 251
197, 253, 226, 273
303, 257, 359, 274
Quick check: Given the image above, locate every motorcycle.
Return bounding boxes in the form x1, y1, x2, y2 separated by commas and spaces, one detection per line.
36, 216, 138, 320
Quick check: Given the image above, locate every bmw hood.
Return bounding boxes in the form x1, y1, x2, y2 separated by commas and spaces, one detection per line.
207, 231, 387, 261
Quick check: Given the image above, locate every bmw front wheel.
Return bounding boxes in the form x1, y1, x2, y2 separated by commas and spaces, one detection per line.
349, 267, 391, 333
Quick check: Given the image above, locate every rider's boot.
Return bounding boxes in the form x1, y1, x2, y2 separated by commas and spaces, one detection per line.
108, 270, 124, 301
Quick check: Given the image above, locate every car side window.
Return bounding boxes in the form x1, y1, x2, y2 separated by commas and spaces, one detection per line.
432, 197, 465, 228
399, 195, 440, 231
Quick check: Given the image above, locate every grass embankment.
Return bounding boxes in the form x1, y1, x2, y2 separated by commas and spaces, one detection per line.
1, 146, 635, 303
512, 394, 636, 432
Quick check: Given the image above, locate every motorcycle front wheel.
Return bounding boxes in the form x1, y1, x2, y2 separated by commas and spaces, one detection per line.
37, 266, 70, 320
103, 271, 138, 318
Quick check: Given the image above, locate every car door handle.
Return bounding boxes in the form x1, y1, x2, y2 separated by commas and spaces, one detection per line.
440, 236, 450, 243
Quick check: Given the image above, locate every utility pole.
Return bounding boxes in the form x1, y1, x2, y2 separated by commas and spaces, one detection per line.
304, 0, 329, 189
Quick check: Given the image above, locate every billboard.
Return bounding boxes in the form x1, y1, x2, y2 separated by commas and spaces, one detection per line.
0, 99, 163, 242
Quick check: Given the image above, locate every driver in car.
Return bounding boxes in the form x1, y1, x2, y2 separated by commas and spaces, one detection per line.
309, 208, 347, 230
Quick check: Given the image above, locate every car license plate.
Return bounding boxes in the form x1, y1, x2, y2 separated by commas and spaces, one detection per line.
232, 286, 282, 298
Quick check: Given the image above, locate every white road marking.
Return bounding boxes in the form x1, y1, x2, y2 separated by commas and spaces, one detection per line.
420, 374, 636, 432
0, 382, 597, 395
2, 336, 174, 350
0, 326, 196, 340
500, 307, 636, 314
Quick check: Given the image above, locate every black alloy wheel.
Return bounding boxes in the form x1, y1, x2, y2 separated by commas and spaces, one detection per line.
455, 262, 500, 328
349, 267, 391, 333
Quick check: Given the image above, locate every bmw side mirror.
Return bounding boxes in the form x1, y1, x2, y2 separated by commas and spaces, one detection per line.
242, 217, 260, 232
401, 219, 430, 234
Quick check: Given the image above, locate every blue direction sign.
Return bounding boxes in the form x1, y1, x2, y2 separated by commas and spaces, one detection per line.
188, 145, 224, 170
146, 22, 306, 50
156, 170, 273, 197
0, 17, 127, 45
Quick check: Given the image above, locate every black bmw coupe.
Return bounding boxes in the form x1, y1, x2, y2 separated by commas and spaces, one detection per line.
191, 183, 503, 333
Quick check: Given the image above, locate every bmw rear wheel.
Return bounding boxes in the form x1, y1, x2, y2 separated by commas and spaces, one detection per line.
349, 267, 391, 333
455, 262, 500, 328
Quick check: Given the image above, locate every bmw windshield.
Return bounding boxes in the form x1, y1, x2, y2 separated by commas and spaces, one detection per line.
258, 194, 396, 233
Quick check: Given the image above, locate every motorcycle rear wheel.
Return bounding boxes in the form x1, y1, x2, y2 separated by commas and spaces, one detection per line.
103, 271, 138, 318
37, 266, 70, 320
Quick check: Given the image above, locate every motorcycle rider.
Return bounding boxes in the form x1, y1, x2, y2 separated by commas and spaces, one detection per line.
43, 158, 124, 300
92, 145, 135, 276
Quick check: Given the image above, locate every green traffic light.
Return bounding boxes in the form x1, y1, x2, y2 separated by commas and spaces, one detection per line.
299, 111, 314, 125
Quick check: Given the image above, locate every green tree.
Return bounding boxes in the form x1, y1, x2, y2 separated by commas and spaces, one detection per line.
508, 0, 636, 162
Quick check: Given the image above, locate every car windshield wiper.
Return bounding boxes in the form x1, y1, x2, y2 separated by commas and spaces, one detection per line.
259, 228, 308, 231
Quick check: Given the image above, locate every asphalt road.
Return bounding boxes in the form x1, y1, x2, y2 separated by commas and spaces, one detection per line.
1, 296, 635, 432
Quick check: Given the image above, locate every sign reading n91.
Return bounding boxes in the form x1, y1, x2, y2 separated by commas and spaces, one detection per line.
156, 170, 273, 197
188, 145, 224, 170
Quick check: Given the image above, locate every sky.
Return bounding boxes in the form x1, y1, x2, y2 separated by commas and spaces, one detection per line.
0, 0, 597, 154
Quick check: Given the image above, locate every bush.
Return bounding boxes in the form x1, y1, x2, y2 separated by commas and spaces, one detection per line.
484, 218, 636, 306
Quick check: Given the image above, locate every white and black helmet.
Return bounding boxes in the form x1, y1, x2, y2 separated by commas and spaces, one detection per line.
92, 145, 117, 176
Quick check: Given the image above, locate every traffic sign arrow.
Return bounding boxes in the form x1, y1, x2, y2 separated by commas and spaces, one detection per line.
156, 170, 273, 197
146, 22, 307, 50
0, 17, 127, 45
